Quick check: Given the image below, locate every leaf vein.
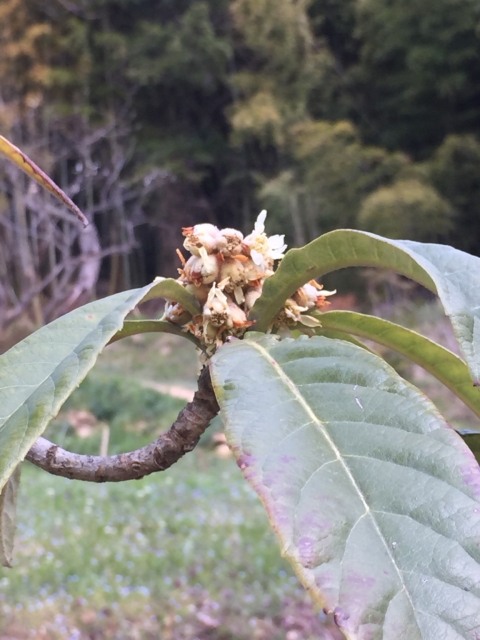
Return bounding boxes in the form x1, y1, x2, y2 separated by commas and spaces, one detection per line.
248, 339, 419, 625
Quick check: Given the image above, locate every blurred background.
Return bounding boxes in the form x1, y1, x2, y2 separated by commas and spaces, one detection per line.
1, 0, 480, 638
2, 0, 480, 334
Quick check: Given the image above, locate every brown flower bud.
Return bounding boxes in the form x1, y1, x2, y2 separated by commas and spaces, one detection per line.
183, 249, 219, 285
220, 228, 244, 257
182, 223, 226, 256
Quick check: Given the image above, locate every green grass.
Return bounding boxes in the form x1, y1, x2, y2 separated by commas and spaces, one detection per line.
1, 456, 333, 639
45, 370, 188, 455
94, 331, 200, 387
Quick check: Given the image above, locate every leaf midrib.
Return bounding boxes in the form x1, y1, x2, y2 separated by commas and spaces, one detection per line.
248, 339, 420, 631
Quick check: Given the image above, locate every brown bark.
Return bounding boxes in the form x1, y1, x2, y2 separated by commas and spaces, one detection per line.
26, 367, 219, 483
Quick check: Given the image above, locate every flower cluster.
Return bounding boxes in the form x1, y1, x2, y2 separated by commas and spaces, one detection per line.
165, 211, 335, 357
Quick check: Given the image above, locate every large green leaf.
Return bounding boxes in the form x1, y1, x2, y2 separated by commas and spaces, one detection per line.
141, 277, 201, 316
0, 278, 198, 492
298, 326, 371, 352
315, 310, 480, 422
211, 334, 480, 640
250, 230, 480, 383
0, 465, 21, 568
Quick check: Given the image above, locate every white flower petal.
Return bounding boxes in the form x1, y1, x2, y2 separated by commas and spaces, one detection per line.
268, 234, 285, 250
251, 249, 264, 266
206, 286, 216, 304
215, 288, 228, 305
302, 283, 318, 297
217, 277, 230, 290
234, 286, 245, 305
254, 210, 267, 234
267, 235, 287, 259
245, 287, 262, 309
299, 314, 322, 327
206, 283, 228, 306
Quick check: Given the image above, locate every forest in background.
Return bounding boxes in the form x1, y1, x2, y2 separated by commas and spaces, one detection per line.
1, 0, 480, 331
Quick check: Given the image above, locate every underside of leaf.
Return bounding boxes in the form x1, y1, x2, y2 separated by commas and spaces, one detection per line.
211, 334, 480, 640
315, 310, 480, 422
0, 465, 21, 568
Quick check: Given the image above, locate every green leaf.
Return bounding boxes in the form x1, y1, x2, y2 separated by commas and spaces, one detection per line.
298, 326, 372, 352
109, 319, 202, 349
211, 334, 480, 639
315, 310, 480, 422
0, 465, 21, 568
250, 230, 480, 383
141, 277, 201, 317
0, 278, 198, 492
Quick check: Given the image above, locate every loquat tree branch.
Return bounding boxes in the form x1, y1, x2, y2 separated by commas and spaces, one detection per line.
26, 367, 219, 483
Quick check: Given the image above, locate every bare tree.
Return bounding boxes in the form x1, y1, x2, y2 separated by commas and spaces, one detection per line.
0, 108, 160, 332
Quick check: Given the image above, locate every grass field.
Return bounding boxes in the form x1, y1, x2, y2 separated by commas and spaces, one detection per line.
1, 455, 337, 639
